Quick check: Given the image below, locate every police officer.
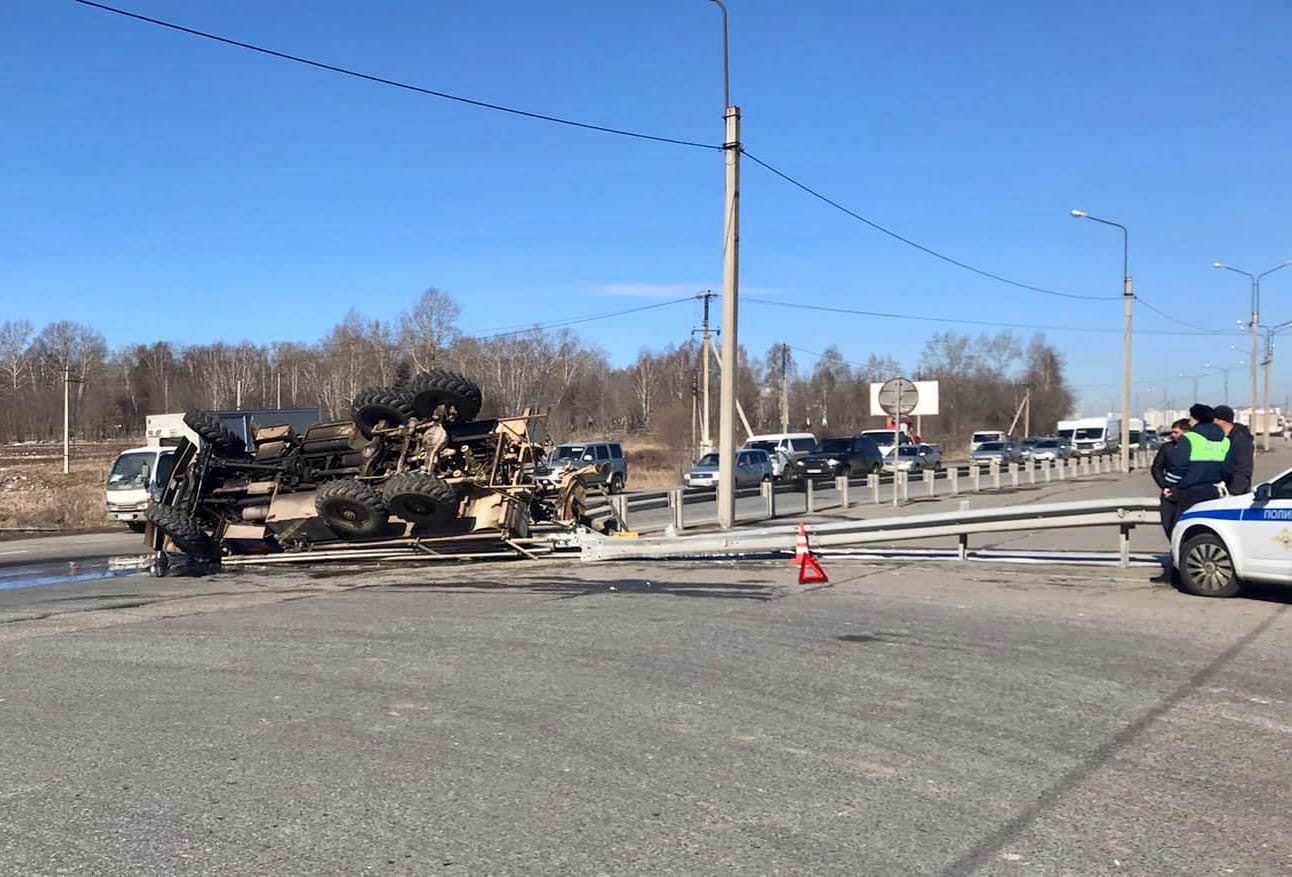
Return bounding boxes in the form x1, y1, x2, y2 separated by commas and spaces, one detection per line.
1162, 404, 1230, 517
1213, 404, 1254, 495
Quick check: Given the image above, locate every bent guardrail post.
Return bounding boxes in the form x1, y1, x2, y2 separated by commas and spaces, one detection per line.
837, 475, 850, 509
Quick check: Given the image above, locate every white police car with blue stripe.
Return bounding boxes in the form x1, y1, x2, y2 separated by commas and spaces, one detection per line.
1171, 469, 1292, 597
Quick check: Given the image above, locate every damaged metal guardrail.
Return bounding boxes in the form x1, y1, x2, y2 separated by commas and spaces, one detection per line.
579, 496, 1161, 569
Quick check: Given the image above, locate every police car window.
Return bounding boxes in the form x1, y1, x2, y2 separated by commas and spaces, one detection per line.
1269, 471, 1292, 500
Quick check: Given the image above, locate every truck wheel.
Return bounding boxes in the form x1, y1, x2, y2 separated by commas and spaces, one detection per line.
607, 473, 625, 494
183, 411, 246, 455
1179, 532, 1241, 598
382, 472, 458, 525
315, 478, 388, 539
409, 370, 483, 422
126, 521, 146, 534
144, 503, 215, 558
351, 387, 414, 437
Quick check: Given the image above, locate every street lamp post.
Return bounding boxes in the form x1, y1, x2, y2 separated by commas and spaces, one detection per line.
1262, 319, 1292, 450
1071, 209, 1132, 472
1214, 259, 1291, 444
708, 0, 742, 529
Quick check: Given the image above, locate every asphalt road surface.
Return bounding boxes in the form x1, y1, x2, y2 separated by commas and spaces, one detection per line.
1, 550, 1289, 875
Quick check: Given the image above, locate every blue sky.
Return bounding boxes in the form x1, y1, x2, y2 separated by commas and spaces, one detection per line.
4, 0, 1290, 414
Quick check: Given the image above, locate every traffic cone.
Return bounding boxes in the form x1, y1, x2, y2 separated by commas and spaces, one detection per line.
794, 523, 829, 585
791, 522, 809, 564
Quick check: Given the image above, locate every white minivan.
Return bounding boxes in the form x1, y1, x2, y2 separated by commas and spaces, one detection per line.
742, 432, 817, 480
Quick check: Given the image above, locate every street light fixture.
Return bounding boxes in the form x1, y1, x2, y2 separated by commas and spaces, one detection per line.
1071, 209, 1133, 472
1213, 258, 1292, 449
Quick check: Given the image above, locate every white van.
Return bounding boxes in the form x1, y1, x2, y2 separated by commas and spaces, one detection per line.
970, 429, 1007, 452
105, 446, 177, 532
743, 432, 817, 480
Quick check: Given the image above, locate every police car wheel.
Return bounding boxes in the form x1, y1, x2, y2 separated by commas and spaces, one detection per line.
1179, 533, 1241, 598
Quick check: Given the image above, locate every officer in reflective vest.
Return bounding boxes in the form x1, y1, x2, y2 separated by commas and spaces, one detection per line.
1162, 403, 1231, 521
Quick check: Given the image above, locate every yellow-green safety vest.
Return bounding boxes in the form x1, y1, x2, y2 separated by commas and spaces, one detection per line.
1182, 430, 1229, 461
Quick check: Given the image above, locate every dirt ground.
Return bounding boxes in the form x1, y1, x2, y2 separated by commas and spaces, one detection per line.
0, 441, 127, 532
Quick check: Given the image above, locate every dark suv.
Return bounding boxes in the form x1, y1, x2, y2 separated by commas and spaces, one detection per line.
799, 435, 884, 478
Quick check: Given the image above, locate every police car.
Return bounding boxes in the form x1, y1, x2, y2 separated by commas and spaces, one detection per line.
1171, 467, 1292, 597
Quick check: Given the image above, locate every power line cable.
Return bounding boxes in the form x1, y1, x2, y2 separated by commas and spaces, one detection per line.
1133, 295, 1218, 333
73, 0, 721, 152
743, 296, 1235, 337
469, 295, 696, 341
741, 150, 1119, 303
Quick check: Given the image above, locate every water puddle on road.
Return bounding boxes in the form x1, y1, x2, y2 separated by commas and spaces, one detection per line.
0, 556, 151, 593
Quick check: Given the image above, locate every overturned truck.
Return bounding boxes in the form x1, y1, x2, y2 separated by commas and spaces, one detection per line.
144, 369, 605, 567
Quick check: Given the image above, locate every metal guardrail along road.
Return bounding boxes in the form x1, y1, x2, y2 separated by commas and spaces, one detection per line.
579, 497, 1160, 568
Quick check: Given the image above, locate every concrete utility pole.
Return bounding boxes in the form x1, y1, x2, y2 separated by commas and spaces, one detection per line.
692, 291, 717, 454
63, 364, 70, 475
1071, 209, 1132, 472
1215, 260, 1291, 437
710, 0, 742, 529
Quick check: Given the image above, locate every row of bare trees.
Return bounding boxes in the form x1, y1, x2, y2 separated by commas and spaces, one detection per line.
0, 290, 1074, 452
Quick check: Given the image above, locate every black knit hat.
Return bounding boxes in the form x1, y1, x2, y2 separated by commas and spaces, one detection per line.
1189, 403, 1215, 423
1214, 405, 1236, 423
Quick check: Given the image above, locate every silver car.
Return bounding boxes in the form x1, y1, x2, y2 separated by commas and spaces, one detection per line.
685, 448, 774, 489
969, 441, 1019, 466
1023, 438, 1072, 462
883, 444, 943, 473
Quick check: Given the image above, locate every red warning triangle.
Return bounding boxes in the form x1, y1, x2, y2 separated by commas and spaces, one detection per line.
799, 553, 829, 585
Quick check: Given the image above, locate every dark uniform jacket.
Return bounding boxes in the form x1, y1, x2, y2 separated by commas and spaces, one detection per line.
1164, 422, 1228, 491
1150, 439, 1176, 489
1223, 423, 1255, 494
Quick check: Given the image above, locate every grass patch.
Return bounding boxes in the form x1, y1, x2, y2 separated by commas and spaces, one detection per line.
0, 442, 129, 532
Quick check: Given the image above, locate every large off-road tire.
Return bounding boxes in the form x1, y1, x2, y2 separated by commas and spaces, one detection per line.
409, 370, 483, 423
1179, 532, 1242, 598
351, 387, 415, 437
183, 410, 245, 454
607, 473, 625, 495
144, 503, 215, 557
381, 472, 458, 526
314, 478, 388, 540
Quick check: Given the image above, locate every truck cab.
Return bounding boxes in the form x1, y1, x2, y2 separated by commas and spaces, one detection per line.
105, 446, 177, 532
